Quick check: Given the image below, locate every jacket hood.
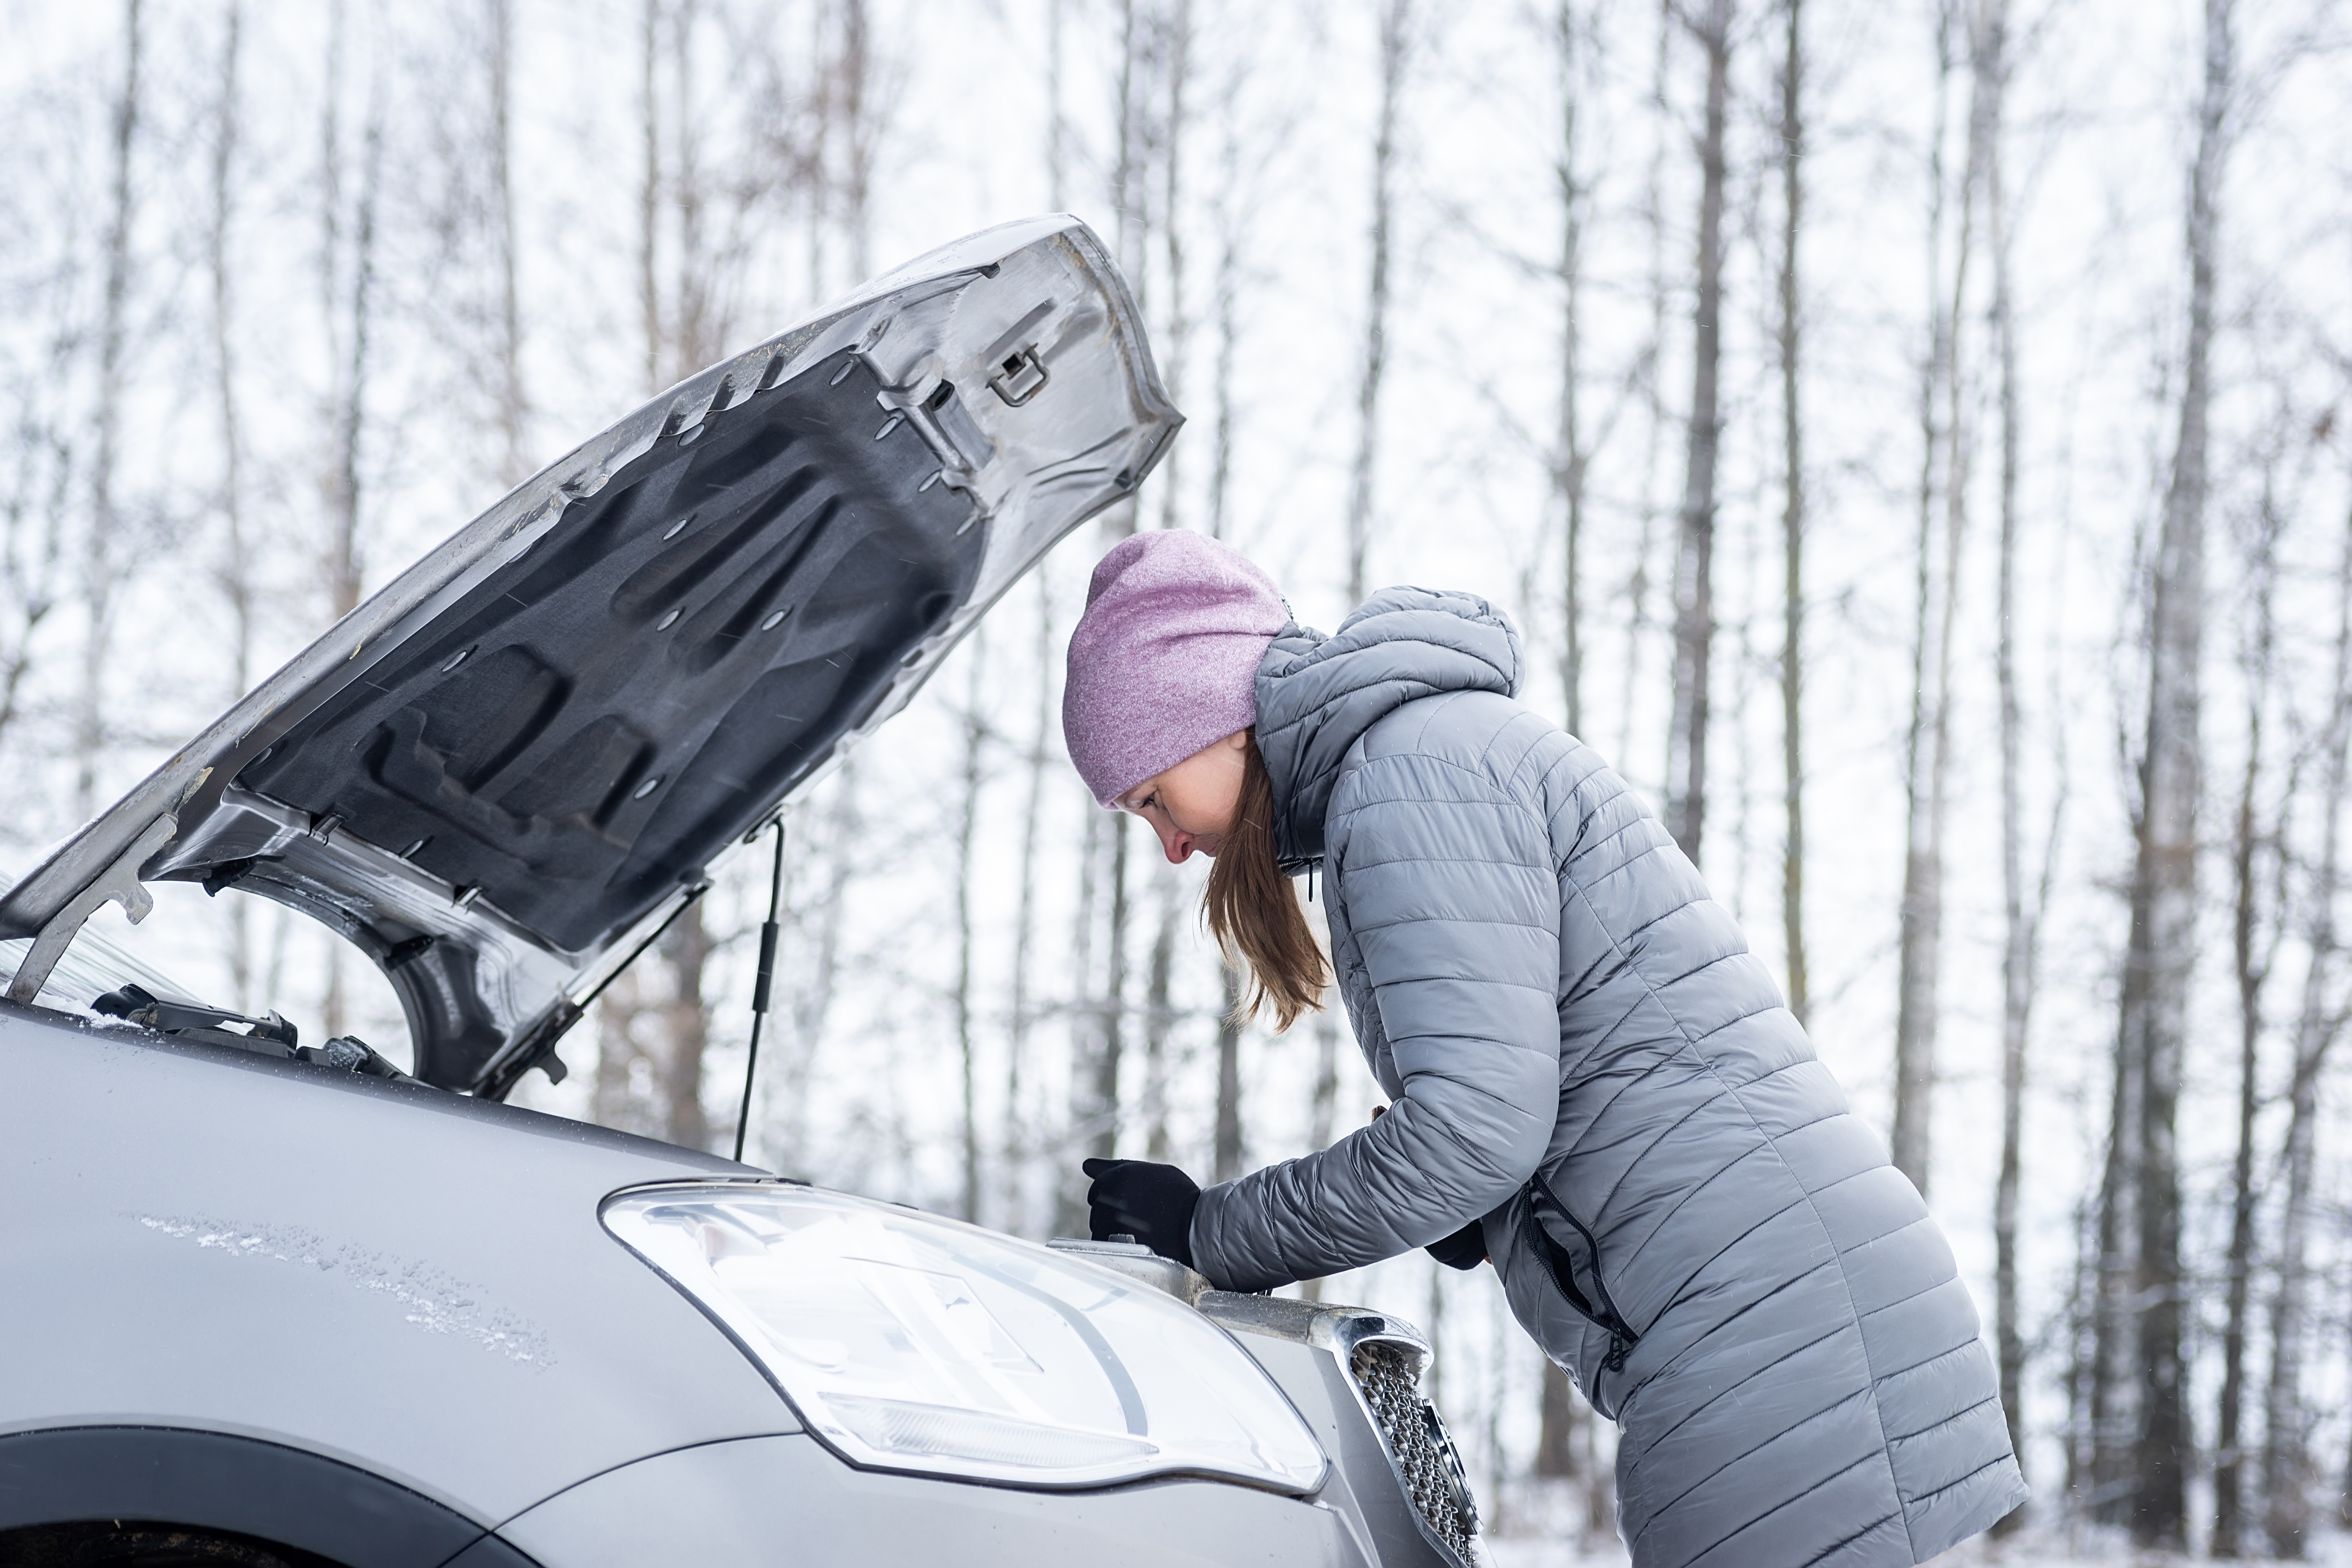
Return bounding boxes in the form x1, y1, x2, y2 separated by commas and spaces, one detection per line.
1253, 586, 1523, 865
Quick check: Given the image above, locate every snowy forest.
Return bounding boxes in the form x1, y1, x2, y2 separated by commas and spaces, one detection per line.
4, 0, 2350, 1559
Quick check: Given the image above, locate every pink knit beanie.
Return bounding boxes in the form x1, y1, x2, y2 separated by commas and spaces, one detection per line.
1062, 530, 1290, 807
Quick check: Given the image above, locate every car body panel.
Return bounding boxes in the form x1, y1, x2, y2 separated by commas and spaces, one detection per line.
0, 214, 1177, 1096
472, 1433, 1370, 1568
0, 1003, 795, 1526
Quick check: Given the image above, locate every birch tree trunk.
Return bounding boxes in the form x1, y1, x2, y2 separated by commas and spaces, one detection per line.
1060, 802, 1102, 1235
657, 901, 711, 1151
2261, 514, 2352, 1559
1143, 877, 1176, 1161
1775, 0, 1807, 1023
1979, 0, 2031, 1530
209, 1, 254, 1010
1213, 965, 1244, 1180
592, 965, 651, 1134
316, 2, 382, 1045
1346, 0, 1409, 607
1207, 69, 1245, 1187
1664, 0, 1730, 864
1892, 0, 1985, 1195
487, 0, 527, 486
637, 0, 660, 392
780, 769, 858, 1171
1096, 821, 1131, 1161
1302, 0, 1409, 1189
320, 1, 379, 629
1143, 0, 1191, 1172
78, 0, 142, 825
1550, 0, 1587, 740
953, 633, 987, 1221
1005, 571, 1053, 1228
1300, 998, 1340, 1301
2098, 0, 2230, 1539
1615, 2, 1673, 772
2212, 439, 2285, 1559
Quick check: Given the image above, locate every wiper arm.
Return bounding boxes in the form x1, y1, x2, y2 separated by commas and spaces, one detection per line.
93, 984, 409, 1081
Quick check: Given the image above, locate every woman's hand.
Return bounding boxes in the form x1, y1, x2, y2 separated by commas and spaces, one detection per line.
1082, 1158, 1201, 1269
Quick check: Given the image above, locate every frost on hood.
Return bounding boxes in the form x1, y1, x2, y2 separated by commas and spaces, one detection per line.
134, 1212, 554, 1369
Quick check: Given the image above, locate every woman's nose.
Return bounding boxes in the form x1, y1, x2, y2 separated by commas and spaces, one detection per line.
1161, 826, 1193, 864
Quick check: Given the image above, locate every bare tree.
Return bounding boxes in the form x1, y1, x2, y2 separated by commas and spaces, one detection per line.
486, 0, 528, 486
776, 771, 859, 1170
1345, 0, 1409, 607
207, 0, 258, 1010
2213, 408, 2290, 1558
2092, 0, 2232, 1540
0, 413, 64, 775
1299, 978, 1341, 1301
592, 964, 657, 1135
1663, 0, 1730, 864
75, 0, 143, 825
1979, 0, 2042, 1530
1550, 0, 1590, 740
1143, 878, 1178, 1161
1203, 22, 1267, 1187
319, 0, 381, 630
1098, 825, 1131, 1162
1892, 0, 1993, 1195
1059, 800, 1104, 1235
656, 901, 713, 1150
1004, 570, 1055, 1226
952, 632, 989, 1219
1212, 964, 1244, 1180
1775, 0, 1808, 1023
1614, 2, 1674, 774
637, 0, 660, 391
2262, 503, 2352, 1559
1141, 0, 1194, 1172
1297, 0, 1414, 1212
315, 0, 386, 1042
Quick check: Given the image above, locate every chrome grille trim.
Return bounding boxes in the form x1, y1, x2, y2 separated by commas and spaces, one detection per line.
1194, 1292, 1485, 1568
1348, 1339, 1481, 1566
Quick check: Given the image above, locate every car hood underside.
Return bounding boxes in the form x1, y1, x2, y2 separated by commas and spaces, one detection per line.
0, 215, 1177, 1097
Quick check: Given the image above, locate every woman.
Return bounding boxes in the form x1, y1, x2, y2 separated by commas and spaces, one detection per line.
1062, 529, 2026, 1568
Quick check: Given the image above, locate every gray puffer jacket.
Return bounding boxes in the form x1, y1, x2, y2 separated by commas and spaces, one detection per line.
1189, 588, 2026, 1568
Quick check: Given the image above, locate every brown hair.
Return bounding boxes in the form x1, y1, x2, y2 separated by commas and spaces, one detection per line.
1203, 730, 1330, 1031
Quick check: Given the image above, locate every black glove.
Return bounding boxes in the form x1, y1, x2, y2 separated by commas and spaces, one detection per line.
1083, 1157, 1201, 1270
1425, 1219, 1488, 1271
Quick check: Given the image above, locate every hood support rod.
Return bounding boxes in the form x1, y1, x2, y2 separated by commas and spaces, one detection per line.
733, 818, 787, 1164
5, 815, 177, 1005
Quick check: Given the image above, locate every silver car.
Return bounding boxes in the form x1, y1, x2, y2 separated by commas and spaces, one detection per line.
0, 216, 1485, 1568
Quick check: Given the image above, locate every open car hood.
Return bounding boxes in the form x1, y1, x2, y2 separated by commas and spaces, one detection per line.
0, 216, 1177, 1096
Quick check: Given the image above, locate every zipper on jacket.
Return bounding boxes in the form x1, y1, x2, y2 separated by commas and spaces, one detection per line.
1528, 1181, 1640, 1372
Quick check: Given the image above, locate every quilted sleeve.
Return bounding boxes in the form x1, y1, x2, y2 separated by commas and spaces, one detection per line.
1189, 750, 1563, 1291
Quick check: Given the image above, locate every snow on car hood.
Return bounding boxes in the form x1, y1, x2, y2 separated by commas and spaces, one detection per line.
0, 215, 1178, 1097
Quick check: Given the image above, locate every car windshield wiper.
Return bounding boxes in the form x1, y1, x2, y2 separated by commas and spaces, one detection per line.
91, 984, 410, 1082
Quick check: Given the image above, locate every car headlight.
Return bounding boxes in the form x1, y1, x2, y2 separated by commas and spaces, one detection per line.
603, 1183, 1328, 1494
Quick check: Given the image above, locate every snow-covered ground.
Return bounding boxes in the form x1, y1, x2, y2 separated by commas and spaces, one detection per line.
1483, 1527, 2352, 1566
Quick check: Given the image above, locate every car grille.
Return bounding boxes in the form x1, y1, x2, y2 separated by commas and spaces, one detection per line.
1350, 1340, 1481, 1564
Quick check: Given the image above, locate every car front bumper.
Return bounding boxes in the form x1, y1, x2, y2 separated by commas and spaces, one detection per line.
456, 1433, 1373, 1568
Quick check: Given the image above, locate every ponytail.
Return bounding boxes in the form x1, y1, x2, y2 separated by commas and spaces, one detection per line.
1202, 731, 1329, 1031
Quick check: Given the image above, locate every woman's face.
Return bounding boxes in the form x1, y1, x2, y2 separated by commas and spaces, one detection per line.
1116, 730, 1250, 864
